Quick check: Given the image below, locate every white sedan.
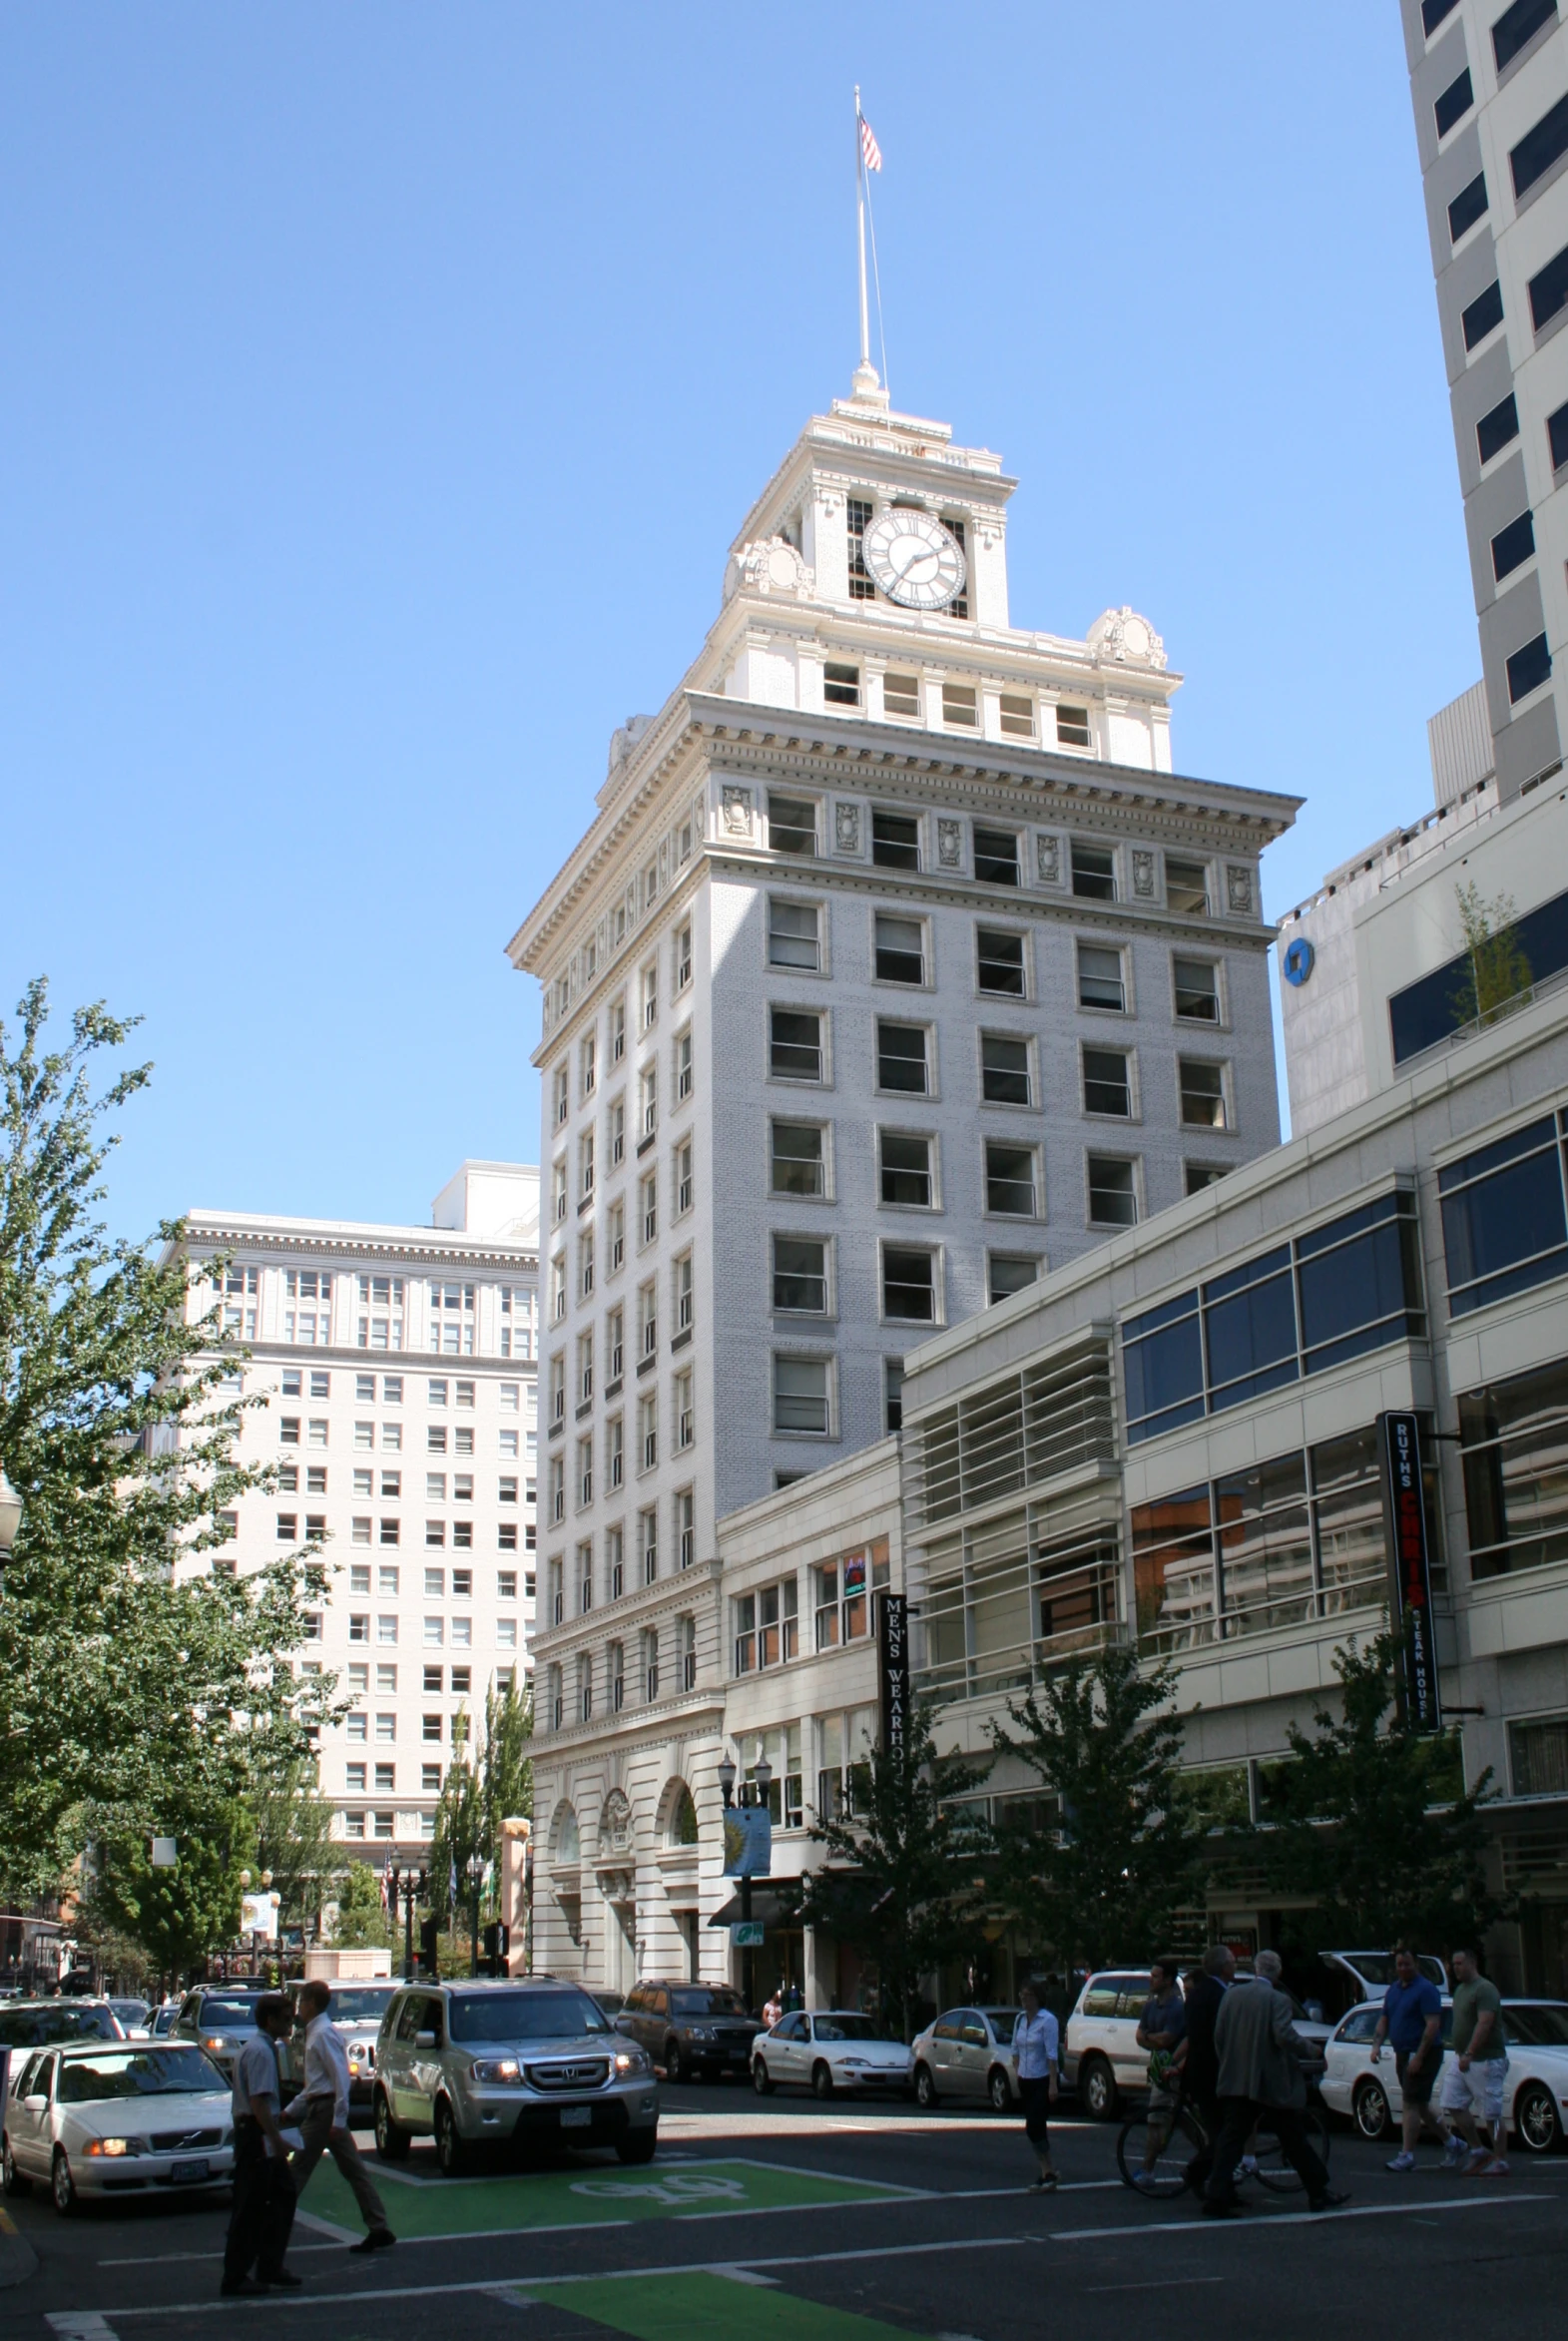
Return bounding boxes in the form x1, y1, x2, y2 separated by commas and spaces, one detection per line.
3, 2041, 236, 2213
752, 2011, 913, 2099
1319, 1998, 1568, 2154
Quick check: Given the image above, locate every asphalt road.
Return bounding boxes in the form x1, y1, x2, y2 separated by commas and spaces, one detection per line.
5, 2081, 1566, 2341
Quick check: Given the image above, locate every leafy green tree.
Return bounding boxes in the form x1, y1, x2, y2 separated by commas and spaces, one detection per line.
330, 1858, 394, 1951
430, 1719, 482, 1932
1266, 1630, 1501, 1949
1451, 881, 1533, 1029
88, 1800, 252, 1980
252, 1757, 344, 1940
797, 1703, 991, 2041
478, 1674, 533, 1877
0, 980, 336, 1903
988, 1645, 1208, 1969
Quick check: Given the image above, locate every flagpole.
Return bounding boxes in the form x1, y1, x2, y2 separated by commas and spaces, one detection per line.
854, 86, 871, 376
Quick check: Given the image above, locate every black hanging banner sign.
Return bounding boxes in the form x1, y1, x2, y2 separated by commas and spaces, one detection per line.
878, 1591, 909, 1759
1377, 1411, 1442, 1733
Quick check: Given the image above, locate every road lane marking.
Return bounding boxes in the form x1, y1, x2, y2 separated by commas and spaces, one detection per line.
1049, 2194, 1544, 2242
1084, 2278, 1227, 2292
47, 2319, 120, 2340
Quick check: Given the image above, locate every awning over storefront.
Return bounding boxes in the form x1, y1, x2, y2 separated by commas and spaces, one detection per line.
706, 1888, 799, 1929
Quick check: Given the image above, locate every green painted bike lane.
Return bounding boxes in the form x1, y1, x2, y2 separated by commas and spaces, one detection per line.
525, 2269, 922, 2340
298, 2154, 912, 2240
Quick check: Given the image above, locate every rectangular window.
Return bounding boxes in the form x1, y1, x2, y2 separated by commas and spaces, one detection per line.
1087, 1155, 1137, 1228
1422, 0, 1460, 28
873, 911, 925, 983
883, 1358, 904, 1432
1492, 510, 1536, 580
640, 1170, 657, 1246
609, 1198, 624, 1272
942, 681, 978, 729
1480, 392, 1522, 466
607, 1305, 625, 1383
675, 1138, 693, 1216
640, 1506, 658, 1583
871, 807, 920, 868
1178, 1058, 1228, 1129
881, 674, 920, 723
1535, 244, 1568, 333
876, 1021, 929, 1093
769, 793, 817, 856
976, 927, 1025, 994
769, 896, 820, 970
980, 1032, 1031, 1105
1433, 67, 1473, 141
1077, 942, 1125, 1011
1440, 1113, 1568, 1313
882, 1245, 936, 1322
823, 660, 860, 707
1131, 1484, 1217, 1652
1511, 1714, 1568, 1796
639, 1280, 657, 1360
774, 1354, 829, 1434
880, 1130, 933, 1207
1495, 0, 1558, 74
1460, 1360, 1568, 1578
675, 922, 692, 990
774, 1235, 827, 1313
608, 1523, 624, 1599
846, 496, 874, 599
772, 1120, 825, 1196
973, 827, 1019, 884
1187, 1163, 1227, 1196
675, 1251, 693, 1333
676, 1027, 693, 1100
641, 961, 658, 1030
640, 1392, 657, 1471
1507, 632, 1553, 701
579, 1231, 595, 1300
607, 1414, 624, 1490
988, 1253, 1039, 1306
380, 1518, 400, 1546
998, 692, 1035, 739
675, 1369, 694, 1451
1174, 956, 1220, 1021
640, 1063, 658, 1140
1071, 842, 1116, 900
1165, 857, 1208, 914
677, 1487, 695, 1569
610, 998, 626, 1061
1463, 280, 1504, 349
1449, 169, 1489, 243
553, 1064, 569, 1127
985, 1141, 1037, 1217
1215, 1454, 1313, 1638
771, 1006, 823, 1081
1055, 703, 1091, 748
1083, 1047, 1132, 1117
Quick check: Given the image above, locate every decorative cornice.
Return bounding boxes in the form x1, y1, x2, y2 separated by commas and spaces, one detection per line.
174, 1221, 538, 1271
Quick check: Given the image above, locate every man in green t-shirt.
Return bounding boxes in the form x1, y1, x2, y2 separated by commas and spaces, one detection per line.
1439, 1947, 1509, 2175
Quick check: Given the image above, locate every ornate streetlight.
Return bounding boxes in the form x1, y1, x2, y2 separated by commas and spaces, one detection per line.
466, 1853, 485, 1980
0, 1468, 24, 1565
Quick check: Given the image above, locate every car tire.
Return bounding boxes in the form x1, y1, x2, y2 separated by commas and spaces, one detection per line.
1078, 2054, 1119, 2123
433, 2097, 469, 2177
753, 2057, 775, 2095
811, 2060, 834, 2101
1513, 2081, 1563, 2155
987, 2066, 1014, 2113
617, 2130, 659, 2165
914, 2062, 938, 2110
51, 2149, 79, 2218
664, 2042, 686, 2084
1352, 2078, 1390, 2142
373, 2088, 412, 2162
2, 2135, 31, 2196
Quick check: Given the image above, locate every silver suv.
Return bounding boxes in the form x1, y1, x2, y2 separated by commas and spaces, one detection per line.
372, 1979, 658, 2175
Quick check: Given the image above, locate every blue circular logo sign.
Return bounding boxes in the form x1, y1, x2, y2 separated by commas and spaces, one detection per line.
1284, 936, 1315, 988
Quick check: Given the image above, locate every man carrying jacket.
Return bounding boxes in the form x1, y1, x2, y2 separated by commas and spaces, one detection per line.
1204, 1952, 1348, 2218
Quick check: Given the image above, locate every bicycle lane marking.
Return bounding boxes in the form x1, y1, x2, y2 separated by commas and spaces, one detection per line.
1048, 2193, 1543, 2242
523, 2267, 934, 2338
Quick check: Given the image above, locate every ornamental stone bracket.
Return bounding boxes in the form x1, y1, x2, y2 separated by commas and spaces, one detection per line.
723, 537, 817, 606
832, 800, 864, 857
720, 785, 755, 840
1226, 863, 1256, 915
1034, 832, 1062, 886
1087, 605, 1168, 672
936, 817, 965, 871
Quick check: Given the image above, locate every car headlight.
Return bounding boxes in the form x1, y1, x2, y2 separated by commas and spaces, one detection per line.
686, 2026, 715, 2041
203, 2037, 227, 2052
86, 2136, 148, 2158
470, 2057, 522, 2083
840, 2056, 870, 2068
614, 2048, 651, 2075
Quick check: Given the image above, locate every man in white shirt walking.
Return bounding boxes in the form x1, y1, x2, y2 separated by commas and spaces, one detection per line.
283, 1982, 395, 2254
1012, 1982, 1060, 2192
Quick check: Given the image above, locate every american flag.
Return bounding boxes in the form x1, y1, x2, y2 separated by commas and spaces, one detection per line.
859, 113, 882, 174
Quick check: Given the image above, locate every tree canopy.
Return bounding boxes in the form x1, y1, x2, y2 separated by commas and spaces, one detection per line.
0, 980, 334, 1929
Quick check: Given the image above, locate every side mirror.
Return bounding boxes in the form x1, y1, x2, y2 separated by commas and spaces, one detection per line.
24, 2093, 48, 2111
414, 2030, 436, 2048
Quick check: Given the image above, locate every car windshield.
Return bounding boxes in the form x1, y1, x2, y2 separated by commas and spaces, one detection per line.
447, 1992, 610, 2043
57, 2049, 223, 2103
325, 1990, 398, 2024
671, 1990, 748, 2019
109, 2002, 149, 2025
199, 1998, 262, 2028
0, 2007, 118, 2048
1502, 2004, 1568, 2048
814, 2015, 892, 2043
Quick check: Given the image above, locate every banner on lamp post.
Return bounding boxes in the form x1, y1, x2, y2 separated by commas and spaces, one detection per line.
722, 1805, 772, 1878
878, 1591, 909, 1760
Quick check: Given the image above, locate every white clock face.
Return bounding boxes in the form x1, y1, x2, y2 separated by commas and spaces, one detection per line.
861, 508, 967, 610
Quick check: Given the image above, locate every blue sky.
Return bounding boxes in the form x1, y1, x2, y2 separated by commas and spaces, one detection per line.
1, 3, 1474, 1241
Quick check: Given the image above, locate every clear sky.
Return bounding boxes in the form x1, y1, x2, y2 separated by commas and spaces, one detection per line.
1, 2, 1475, 1243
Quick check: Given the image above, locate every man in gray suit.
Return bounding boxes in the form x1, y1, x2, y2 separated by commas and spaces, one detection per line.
1204, 1952, 1348, 2217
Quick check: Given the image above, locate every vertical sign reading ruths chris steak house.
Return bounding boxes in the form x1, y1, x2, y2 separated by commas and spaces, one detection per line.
1378, 1411, 1441, 1733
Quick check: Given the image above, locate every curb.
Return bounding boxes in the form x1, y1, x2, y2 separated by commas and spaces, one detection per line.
0, 2218, 39, 2290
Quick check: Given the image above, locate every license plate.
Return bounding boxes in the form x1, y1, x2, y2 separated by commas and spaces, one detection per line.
559, 2106, 593, 2129
170, 2157, 211, 2184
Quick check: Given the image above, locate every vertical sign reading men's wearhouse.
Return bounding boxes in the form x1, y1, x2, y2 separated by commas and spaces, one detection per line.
1377, 1411, 1441, 1733
878, 1591, 909, 1760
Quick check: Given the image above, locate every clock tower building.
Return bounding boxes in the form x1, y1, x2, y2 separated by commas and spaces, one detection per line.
509, 372, 1300, 1990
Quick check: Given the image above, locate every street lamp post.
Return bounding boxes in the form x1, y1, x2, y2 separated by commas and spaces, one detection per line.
0, 1468, 23, 1566
718, 1749, 773, 2018
467, 1854, 484, 1980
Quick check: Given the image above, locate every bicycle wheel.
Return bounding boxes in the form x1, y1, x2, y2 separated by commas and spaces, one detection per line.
1252, 2109, 1330, 2195
1116, 2106, 1206, 2198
